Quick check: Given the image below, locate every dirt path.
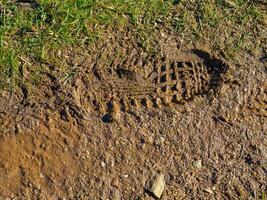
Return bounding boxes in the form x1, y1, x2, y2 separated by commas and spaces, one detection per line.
0, 36, 266, 199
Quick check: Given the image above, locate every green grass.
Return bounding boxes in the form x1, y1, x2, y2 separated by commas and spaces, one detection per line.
0, 0, 266, 90
0, 0, 172, 89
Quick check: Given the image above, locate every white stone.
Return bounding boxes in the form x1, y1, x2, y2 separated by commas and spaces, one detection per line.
193, 160, 202, 169
148, 174, 165, 199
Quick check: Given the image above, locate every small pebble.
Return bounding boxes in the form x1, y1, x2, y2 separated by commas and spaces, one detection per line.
101, 161, 106, 168
147, 174, 165, 199
193, 160, 202, 169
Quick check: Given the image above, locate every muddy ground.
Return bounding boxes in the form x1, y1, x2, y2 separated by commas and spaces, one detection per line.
0, 31, 266, 199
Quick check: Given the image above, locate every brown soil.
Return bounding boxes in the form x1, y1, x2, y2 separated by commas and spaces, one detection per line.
0, 31, 266, 199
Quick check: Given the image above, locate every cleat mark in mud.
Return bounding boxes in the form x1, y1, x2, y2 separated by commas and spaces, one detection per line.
91, 50, 228, 122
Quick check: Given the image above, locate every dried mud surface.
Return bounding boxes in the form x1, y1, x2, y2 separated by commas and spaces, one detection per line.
0, 33, 266, 199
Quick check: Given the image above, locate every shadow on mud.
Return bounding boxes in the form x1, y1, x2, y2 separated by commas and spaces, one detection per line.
192, 49, 228, 88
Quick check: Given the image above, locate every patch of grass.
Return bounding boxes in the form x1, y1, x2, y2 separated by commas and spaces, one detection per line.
0, 48, 19, 88
0, 0, 173, 89
171, 0, 266, 59
0, 0, 266, 90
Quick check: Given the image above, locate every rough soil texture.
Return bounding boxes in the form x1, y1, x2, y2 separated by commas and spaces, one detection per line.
0, 31, 266, 199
